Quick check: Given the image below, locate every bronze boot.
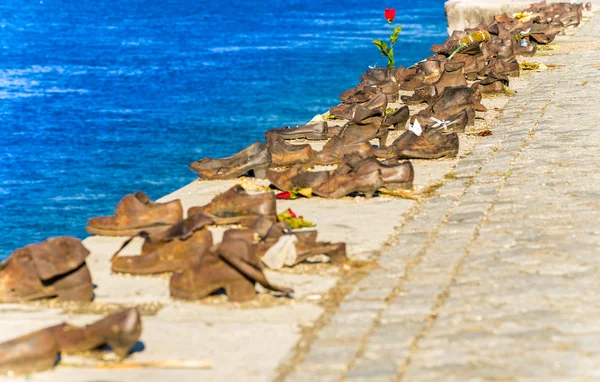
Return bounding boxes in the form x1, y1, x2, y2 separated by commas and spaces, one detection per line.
266, 134, 316, 167
345, 156, 414, 189
396, 120, 459, 159
312, 170, 384, 199
472, 72, 509, 94
0, 327, 59, 376
111, 213, 214, 275
187, 185, 277, 226
267, 167, 331, 192
0, 237, 93, 303
170, 238, 292, 302
55, 308, 142, 359
423, 85, 486, 126
383, 105, 410, 130
413, 109, 470, 134
315, 139, 374, 166
190, 143, 271, 180
87, 191, 183, 236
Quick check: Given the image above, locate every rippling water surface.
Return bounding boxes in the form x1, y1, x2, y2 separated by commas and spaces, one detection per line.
0, 0, 447, 258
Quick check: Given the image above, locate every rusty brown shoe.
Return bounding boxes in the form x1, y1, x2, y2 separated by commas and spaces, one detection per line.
187, 185, 277, 226
87, 191, 183, 236
343, 155, 414, 190
265, 121, 328, 141
111, 213, 214, 275
0, 237, 93, 303
55, 308, 142, 360
190, 143, 271, 180
170, 238, 292, 302
266, 135, 315, 167
0, 327, 59, 376
396, 120, 459, 159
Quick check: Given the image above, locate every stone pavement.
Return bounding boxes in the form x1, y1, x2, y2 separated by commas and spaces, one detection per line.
282, 10, 600, 382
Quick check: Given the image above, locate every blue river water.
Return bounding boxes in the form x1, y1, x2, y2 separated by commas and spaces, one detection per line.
0, 0, 447, 259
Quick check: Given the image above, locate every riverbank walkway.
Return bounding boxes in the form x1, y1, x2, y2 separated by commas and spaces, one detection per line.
0, 5, 598, 382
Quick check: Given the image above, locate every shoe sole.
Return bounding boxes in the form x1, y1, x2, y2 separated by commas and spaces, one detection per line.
86, 224, 170, 237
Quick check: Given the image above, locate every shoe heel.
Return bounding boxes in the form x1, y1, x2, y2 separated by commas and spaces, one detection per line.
377, 130, 389, 148
225, 278, 256, 302
106, 309, 142, 359
327, 244, 347, 266
56, 283, 93, 302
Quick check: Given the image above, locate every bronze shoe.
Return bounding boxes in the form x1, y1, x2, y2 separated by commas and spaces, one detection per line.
412, 109, 469, 134
472, 72, 510, 94
267, 167, 331, 192
188, 185, 277, 226
399, 60, 443, 90
190, 143, 271, 180
336, 106, 387, 146
330, 92, 388, 120
396, 121, 459, 159
55, 308, 142, 359
0, 327, 59, 376
315, 138, 374, 165
312, 170, 384, 199
432, 61, 468, 92
87, 191, 183, 236
422, 85, 486, 127
400, 85, 438, 106
265, 121, 328, 141
383, 105, 410, 130
0, 237, 93, 303
169, 238, 292, 302
266, 135, 315, 167
111, 213, 214, 275
343, 155, 414, 189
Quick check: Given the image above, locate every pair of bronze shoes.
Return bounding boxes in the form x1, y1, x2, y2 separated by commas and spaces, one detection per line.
111, 185, 277, 274
374, 110, 467, 160
267, 155, 414, 197
0, 308, 141, 376
0, 236, 93, 303
110, 211, 291, 303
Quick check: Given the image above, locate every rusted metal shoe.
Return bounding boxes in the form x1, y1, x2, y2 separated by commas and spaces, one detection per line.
170, 238, 293, 302
421, 85, 486, 127
394, 119, 459, 160
0, 237, 93, 303
472, 72, 510, 94
56, 308, 141, 359
190, 142, 271, 180
187, 185, 277, 226
0, 308, 141, 376
311, 169, 384, 199
87, 191, 183, 236
0, 327, 59, 376
111, 213, 214, 275
383, 105, 410, 130
266, 134, 316, 167
342, 155, 414, 190
264, 121, 328, 141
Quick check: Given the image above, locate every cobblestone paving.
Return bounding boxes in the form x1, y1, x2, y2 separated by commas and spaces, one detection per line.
283, 11, 600, 382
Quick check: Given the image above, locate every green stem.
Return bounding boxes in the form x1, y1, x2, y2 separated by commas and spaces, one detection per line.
448, 43, 467, 60
387, 22, 395, 68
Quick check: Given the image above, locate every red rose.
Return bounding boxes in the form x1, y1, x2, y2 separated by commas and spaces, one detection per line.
287, 209, 297, 218
384, 8, 396, 22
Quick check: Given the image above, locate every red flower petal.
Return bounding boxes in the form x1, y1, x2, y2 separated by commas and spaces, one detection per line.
384, 8, 396, 22
287, 208, 297, 218
276, 191, 292, 200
